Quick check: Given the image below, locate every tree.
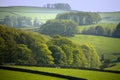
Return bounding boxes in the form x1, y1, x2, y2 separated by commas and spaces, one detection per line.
72, 48, 88, 67
54, 3, 71, 10
4, 16, 13, 27
33, 43, 54, 65
0, 37, 5, 64
80, 44, 101, 68
48, 45, 67, 65
112, 23, 120, 38
33, 18, 40, 26
40, 20, 78, 36
45, 3, 71, 10
56, 12, 101, 25
15, 44, 36, 64
95, 26, 105, 36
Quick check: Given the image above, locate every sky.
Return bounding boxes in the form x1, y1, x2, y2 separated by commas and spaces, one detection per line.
0, 0, 120, 12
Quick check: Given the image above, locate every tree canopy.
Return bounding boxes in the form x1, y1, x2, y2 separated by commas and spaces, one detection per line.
40, 19, 78, 36
56, 12, 101, 25
44, 3, 71, 10
112, 23, 120, 38
0, 25, 101, 68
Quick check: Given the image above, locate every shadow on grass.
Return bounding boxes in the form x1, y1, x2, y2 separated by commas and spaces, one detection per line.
0, 66, 87, 80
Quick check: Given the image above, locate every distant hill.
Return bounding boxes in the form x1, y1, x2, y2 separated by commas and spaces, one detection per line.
69, 34, 120, 61
99, 12, 120, 24
0, 6, 67, 23
0, 6, 120, 24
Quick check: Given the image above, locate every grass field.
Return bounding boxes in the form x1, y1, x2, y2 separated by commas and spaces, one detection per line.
99, 12, 120, 23
69, 34, 120, 60
1, 66, 119, 80
106, 63, 120, 71
0, 6, 66, 23
0, 69, 65, 80
0, 6, 120, 24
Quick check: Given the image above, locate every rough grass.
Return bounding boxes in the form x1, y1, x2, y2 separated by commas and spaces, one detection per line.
106, 63, 120, 71
69, 34, 120, 60
0, 69, 66, 80
6, 66, 120, 80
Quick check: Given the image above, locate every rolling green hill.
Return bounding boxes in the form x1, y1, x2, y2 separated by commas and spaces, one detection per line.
0, 6, 120, 24
0, 6, 66, 23
106, 63, 120, 71
1, 66, 119, 80
0, 69, 64, 80
99, 12, 120, 23
69, 34, 120, 60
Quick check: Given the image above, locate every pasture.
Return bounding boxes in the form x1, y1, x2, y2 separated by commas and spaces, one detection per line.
0, 66, 120, 80
106, 63, 120, 71
0, 69, 64, 80
99, 12, 120, 23
0, 6, 66, 23
0, 6, 120, 24
69, 34, 120, 60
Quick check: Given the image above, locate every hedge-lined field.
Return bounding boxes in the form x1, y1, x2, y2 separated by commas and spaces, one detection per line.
2, 66, 119, 80
0, 69, 65, 80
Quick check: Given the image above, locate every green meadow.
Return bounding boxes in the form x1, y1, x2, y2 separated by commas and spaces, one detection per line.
106, 63, 120, 71
69, 34, 120, 60
1, 66, 119, 80
99, 12, 120, 23
0, 6, 120, 24
0, 6, 120, 80
0, 6, 66, 23
0, 69, 65, 80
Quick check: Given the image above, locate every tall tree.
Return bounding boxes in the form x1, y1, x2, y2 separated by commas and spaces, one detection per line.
4, 16, 13, 27
40, 20, 78, 36
112, 23, 120, 38
49, 45, 67, 65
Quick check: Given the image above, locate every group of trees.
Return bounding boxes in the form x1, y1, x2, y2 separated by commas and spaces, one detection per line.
82, 26, 113, 37
82, 23, 120, 38
40, 20, 78, 36
112, 23, 120, 38
43, 3, 71, 10
0, 25, 101, 68
0, 25, 53, 65
56, 12, 101, 25
0, 16, 41, 27
47, 35, 101, 68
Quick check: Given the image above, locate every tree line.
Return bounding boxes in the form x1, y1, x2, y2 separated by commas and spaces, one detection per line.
0, 25, 101, 68
0, 16, 41, 27
40, 19, 78, 36
82, 23, 120, 38
56, 12, 102, 25
43, 3, 71, 10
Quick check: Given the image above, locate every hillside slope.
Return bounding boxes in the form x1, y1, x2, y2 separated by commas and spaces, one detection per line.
0, 6, 66, 23
69, 34, 120, 60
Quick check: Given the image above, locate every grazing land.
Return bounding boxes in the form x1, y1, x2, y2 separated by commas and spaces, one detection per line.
1, 66, 120, 80
106, 63, 120, 71
0, 7, 120, 24
0, 69, 65, 80
0, 6, 66, 23
69, 34, 120, 60
99, 12, 120, 23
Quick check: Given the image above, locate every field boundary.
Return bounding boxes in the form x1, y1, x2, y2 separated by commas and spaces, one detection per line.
0, 65, 87, 80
